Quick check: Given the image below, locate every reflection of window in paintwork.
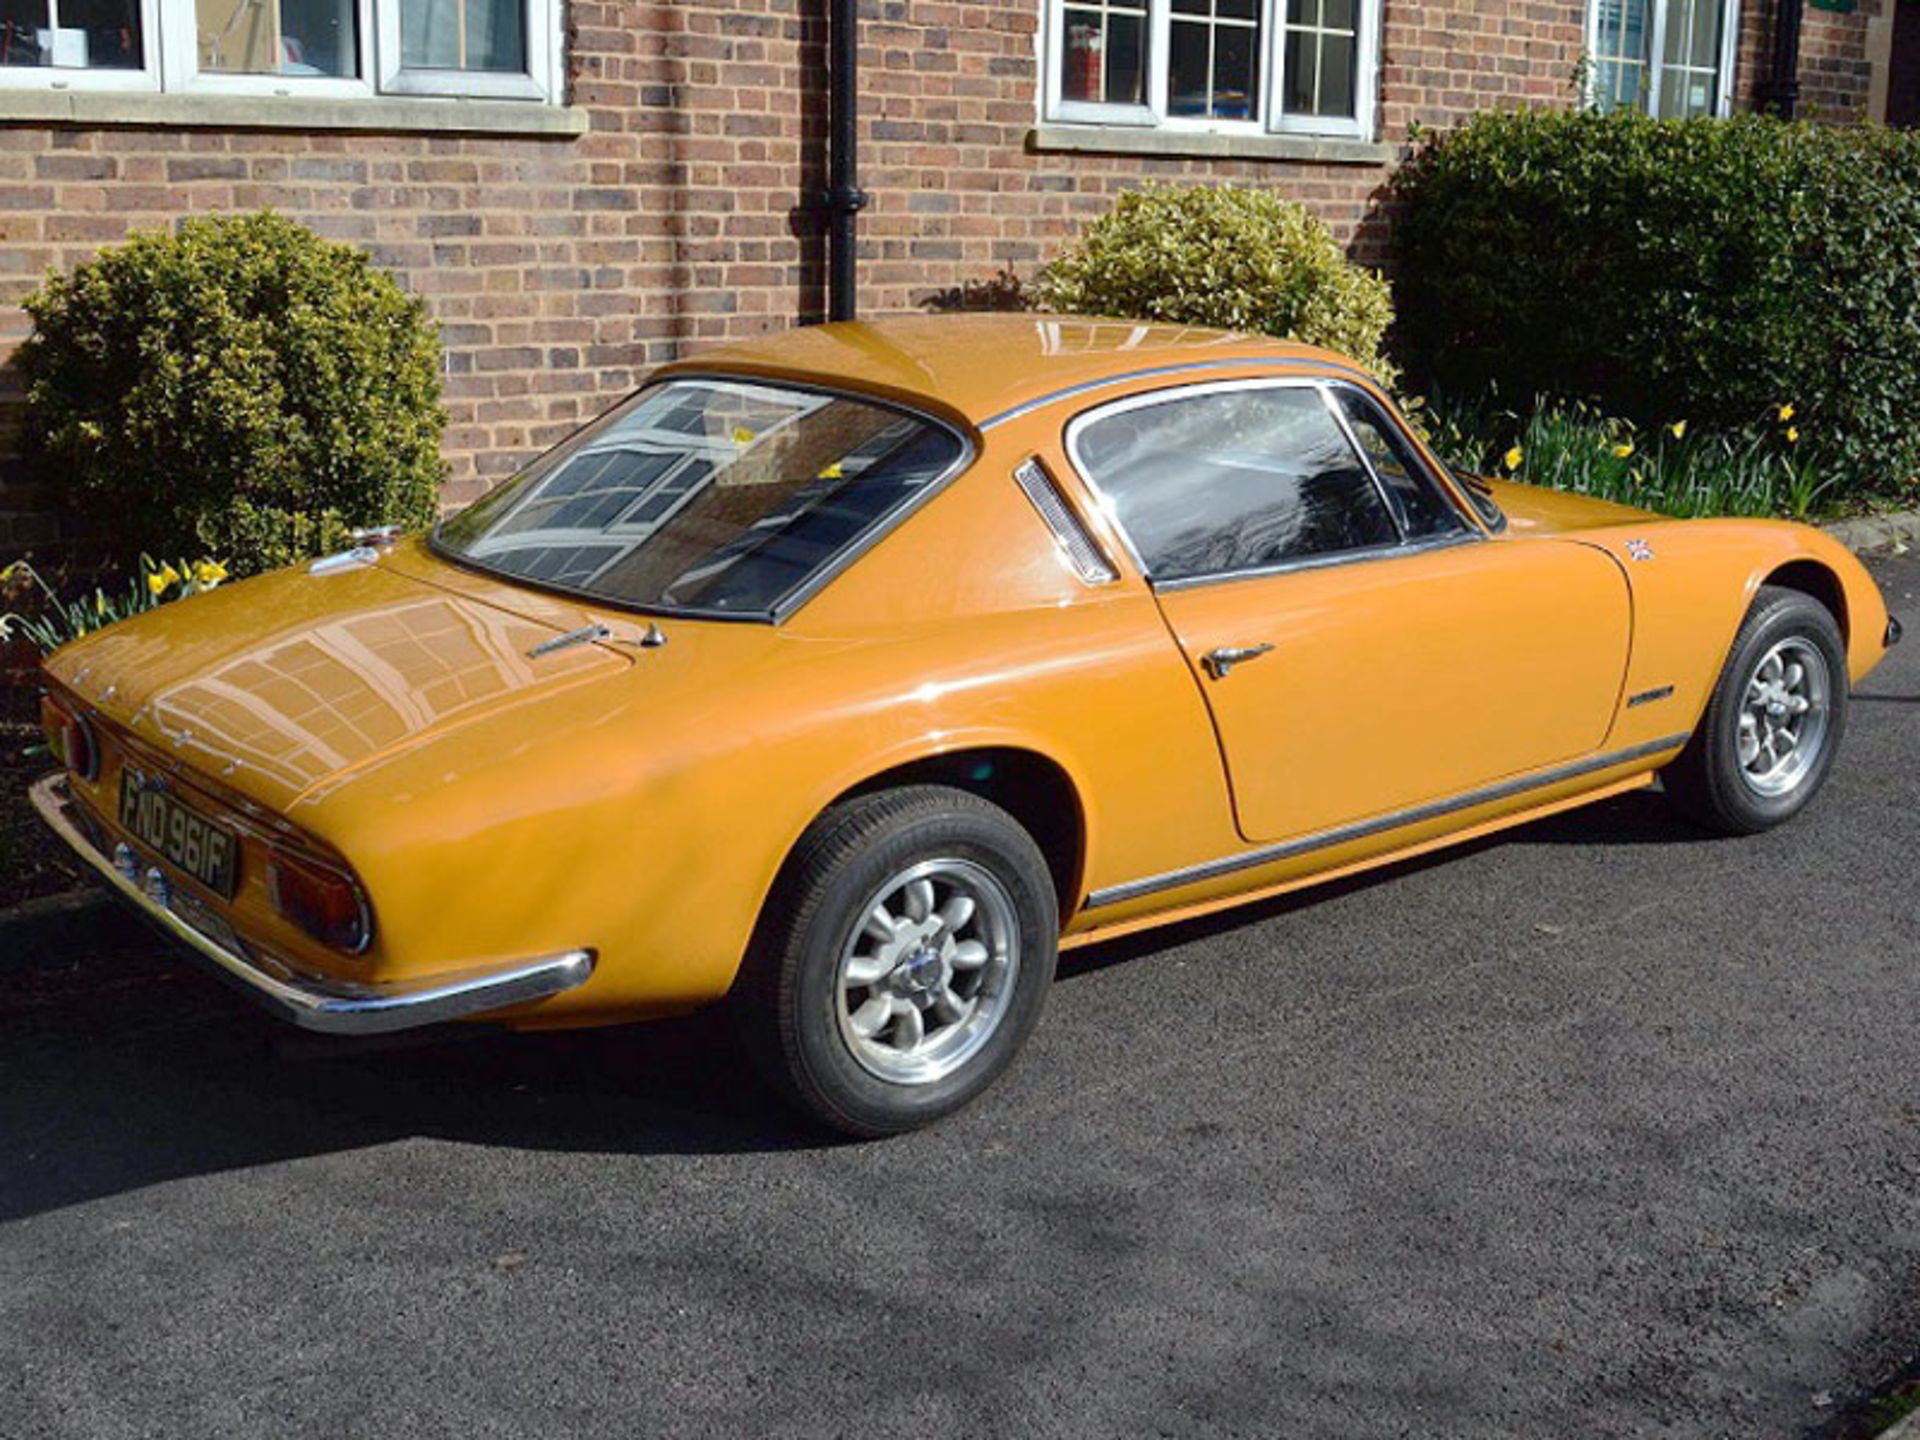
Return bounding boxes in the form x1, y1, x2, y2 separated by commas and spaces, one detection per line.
1060, 0, 1147, 106
0, 0, 142, 66
1331, 389, 1466, 540
1077, 386, 1397, 581
1168, 0, 1259, 120
436, 380, 966, 618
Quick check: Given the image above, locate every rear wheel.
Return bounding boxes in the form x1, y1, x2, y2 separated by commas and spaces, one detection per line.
735, 786, 1057, 1137
1663, 585, 1848, 834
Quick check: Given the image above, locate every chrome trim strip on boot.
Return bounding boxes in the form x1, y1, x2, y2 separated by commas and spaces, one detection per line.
29, 773, 595, 1035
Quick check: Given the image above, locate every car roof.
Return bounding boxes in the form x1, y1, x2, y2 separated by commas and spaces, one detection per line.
653, 314, 1370, 431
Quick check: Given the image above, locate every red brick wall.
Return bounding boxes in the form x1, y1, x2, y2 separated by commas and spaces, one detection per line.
1735, 0, 1883, 117
0, 0, 1877, 556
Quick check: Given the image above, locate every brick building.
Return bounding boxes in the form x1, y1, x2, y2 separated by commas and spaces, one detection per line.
0, 0, 1897, 548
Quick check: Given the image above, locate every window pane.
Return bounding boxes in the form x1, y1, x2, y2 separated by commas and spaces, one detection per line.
1061, 1, 1147, 107
435, 381, 967, 618
1214, 21, 1257, 118
1282, 0, 1360, 120
1074, 387, 1399, 582
1168, 2, 1262, 121
1656, 0, 1722, 115
1168, 18, 1209, 115
401, 0, 525, 71
1105, 8, 1145, 103
198, 0, 356, 74
1333, 390, 1466, 540
1591, 0, 1651, 112
1, 0, 143, 67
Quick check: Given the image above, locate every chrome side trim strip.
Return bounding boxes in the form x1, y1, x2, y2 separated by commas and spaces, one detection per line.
1083, 734, 1690, 910
30, 774, 596, 1035
978, 357, 1360, 431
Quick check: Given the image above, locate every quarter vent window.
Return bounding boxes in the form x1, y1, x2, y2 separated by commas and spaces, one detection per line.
1014, 457, 1118, 586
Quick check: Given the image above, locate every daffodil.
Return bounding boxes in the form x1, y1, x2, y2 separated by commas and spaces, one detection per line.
147, 569, 173, 597
1669, 421, 1686, 439
1503, 445, 1524, 472
94, 592, 107, 616
1778, 403, 1795, 423
1786, 426, 1800, 444
193, 559, 228, 587
1612, 442, 1634, 459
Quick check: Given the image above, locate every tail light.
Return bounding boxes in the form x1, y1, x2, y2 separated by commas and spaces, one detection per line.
266, 847, 373, 954
40, 692, 98, 781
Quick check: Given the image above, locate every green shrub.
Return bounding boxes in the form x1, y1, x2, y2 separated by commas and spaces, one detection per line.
21, 211, 446, 575
1391, 109, 1920, 507
1034, 185, 1397, 382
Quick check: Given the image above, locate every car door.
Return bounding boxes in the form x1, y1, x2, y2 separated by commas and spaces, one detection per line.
1068, 378, 1632, 846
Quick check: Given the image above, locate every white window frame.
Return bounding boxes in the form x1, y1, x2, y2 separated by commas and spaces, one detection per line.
0, 0, 562, 100
1583, 0, 1741, 118
1041, 0, 1382, 141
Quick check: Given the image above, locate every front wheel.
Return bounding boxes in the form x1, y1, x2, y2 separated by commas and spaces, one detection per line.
734, 786, 1058, 1137
1663, 584, 1848, 835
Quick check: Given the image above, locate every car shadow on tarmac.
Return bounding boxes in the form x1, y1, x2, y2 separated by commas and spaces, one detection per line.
0, 788, 1710, 1224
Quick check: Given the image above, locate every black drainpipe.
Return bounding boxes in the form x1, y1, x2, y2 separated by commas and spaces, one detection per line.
824, 0, 868, 322
1761, 0, 1805, 118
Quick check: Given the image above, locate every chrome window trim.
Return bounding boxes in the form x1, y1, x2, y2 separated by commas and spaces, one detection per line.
429, 372, 978, 627
1321, 380, 1475, 543
1084, 733, 1691, 909
1062, 375, 1485, 589
978, 356, 1362, 432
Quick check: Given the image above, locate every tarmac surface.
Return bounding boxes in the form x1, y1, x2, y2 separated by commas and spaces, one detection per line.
3, 555, 1917, 1439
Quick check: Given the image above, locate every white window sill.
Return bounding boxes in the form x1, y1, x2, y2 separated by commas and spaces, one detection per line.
0, 89, 587, 136
1029, 122, 1394, 166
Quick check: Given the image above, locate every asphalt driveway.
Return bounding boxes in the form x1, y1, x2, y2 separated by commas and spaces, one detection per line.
3, 556, 1917, 1440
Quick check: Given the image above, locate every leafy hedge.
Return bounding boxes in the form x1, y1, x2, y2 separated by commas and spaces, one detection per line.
22, 211, 446, 575
1035, 185, 1397, 382
1391, 109, 1920, 504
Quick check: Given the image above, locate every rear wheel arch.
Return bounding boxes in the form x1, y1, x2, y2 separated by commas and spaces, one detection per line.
829, 747, 1087, 927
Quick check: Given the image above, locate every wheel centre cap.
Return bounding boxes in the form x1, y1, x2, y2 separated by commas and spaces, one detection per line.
898, 947, 945, 994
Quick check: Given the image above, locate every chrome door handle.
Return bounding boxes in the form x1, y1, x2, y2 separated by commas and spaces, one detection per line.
1201, 643, 1274, 680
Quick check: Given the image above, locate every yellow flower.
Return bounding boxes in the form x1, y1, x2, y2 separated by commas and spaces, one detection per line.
1612, 442, 1635, 459
147, 569, 172, 597
1631, 469, 1645, 487
1669, 421, 1687, 439
1778, 404, 1795, 422
1503, 445, 1524, 472
730, 426, 756, 446
94, 592, 108, 616
1786, 426, 1800, 444
193, 560, 228, 587
817, 462, 845, 480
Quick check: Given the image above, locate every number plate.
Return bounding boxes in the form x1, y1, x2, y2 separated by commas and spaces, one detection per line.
118, 770, 240, 899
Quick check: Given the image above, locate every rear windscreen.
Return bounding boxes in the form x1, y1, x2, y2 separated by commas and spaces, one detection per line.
434, 378, 968, 619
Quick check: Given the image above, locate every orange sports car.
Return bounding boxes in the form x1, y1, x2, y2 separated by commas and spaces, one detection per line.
31, 315, 1899, 1134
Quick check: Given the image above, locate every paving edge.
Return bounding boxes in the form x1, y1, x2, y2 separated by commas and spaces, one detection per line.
1881, 1405, 1920, 1440
1823, 510, 1920, 556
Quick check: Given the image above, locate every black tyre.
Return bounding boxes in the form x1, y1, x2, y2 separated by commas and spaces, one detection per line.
734, 785, 1058, 1137
1663, 584, 1848, 835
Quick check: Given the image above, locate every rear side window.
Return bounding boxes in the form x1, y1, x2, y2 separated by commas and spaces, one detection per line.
1332, 388, 1468, 540
1070, 384, 1398, 582
434, 379, 968, 619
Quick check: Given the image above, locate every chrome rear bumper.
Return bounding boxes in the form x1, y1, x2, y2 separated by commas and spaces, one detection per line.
29, 774, 595, 1035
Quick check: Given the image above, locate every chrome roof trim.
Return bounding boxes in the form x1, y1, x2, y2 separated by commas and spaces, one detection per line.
977, 356, 1363, 431
1083, 734, 1691, 910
